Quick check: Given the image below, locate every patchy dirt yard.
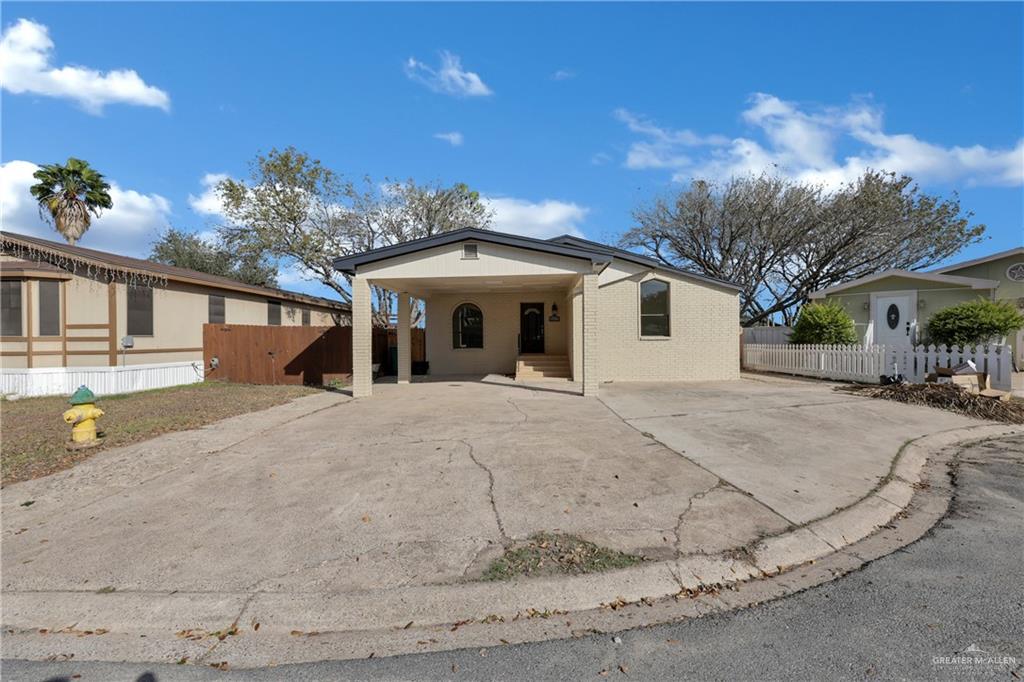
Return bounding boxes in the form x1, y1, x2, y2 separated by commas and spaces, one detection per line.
0, 381, 319, 485
483, 533, 644, 581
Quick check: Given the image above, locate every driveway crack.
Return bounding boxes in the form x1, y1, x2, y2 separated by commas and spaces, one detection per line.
673, 480, 727, 556
459, 439, 509, 542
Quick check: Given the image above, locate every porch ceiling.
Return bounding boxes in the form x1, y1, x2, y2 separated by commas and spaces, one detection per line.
369, 274, 577, 298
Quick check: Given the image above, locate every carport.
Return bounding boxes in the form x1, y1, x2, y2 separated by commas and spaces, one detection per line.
333, 228, 609, 397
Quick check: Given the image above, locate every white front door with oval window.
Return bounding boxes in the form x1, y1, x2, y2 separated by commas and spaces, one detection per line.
874, 294, 914, 346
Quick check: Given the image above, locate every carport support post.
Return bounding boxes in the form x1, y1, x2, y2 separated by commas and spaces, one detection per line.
351, 275, 373, 398
397, 292, 412, 384
582, 272, 599, 396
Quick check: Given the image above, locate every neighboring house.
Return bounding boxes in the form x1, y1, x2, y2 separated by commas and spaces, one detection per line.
809, 246, 1024, 365
333, 228, 742, 397
1, 230, 349, 372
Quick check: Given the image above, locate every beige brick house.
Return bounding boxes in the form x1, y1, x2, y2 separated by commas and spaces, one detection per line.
1, 231, 348, 381
334, 228, 741, 397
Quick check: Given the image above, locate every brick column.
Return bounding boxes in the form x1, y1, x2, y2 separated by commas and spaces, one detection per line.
397, 292, 412, 384
571, 281, 583, 382
351, 275, 373, 398
582, 272, 599, 396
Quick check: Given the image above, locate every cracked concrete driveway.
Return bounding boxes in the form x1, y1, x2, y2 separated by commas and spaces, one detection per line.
1, 375, 980, 602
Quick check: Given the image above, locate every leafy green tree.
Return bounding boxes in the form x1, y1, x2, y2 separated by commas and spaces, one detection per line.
150, 228, 278, 287
789, 302, 858, 345
926, 299, 1024, 348
215, 147, 492, 324
30, 158, 113, 245
623, 171, 984, 326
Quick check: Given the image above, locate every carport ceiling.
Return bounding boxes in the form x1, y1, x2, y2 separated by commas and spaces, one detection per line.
369, 274, 577, 298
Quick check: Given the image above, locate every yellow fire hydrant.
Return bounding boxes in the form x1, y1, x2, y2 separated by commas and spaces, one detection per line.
63, 385, 104, 446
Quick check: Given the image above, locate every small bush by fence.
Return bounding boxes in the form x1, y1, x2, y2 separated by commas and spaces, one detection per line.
743, 343, 1013, 390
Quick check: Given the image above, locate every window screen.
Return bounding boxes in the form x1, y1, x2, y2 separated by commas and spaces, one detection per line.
208, 295, 225, 324
1, 281, 22, 336
268, 300, 282, 325
38, 280, 60, 336
640, 280, 670, 337
462, 243, 478, 259
127, 286, 154, 336
302, 308, 311, 326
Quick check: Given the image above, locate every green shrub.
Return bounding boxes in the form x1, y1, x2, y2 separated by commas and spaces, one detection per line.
926, 299, 1024, 348
789, 302, 858, 345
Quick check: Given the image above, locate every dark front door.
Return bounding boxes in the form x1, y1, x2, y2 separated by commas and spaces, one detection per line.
520, 302, 545, 354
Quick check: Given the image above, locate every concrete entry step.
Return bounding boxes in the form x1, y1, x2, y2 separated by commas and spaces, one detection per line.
516, 354, 570, 379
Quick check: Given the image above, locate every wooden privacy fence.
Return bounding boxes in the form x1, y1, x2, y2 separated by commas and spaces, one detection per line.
203, 324, 425, 386
743, 343, 1014, 390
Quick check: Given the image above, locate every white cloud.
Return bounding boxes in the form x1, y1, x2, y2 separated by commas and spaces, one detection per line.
613, 108, 728, 170
484, 196, 588, 239
0, 160, 170, 256
0, 18, 170, 114
551, 69, 575, 81
433, 131, 464, 147
616, 94, 1024, 187
188, 172, 229, 217
591, 152, 612, 166
404, 51, 493, 97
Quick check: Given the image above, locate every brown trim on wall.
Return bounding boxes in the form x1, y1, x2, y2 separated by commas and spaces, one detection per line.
25, 280, 33, 368
107, 282, 117, 366
3, 335, 109, 342
1, 351, 27, 356
66, 323, 109, 330
123, 347, 203, 355
61, 280, 68, 365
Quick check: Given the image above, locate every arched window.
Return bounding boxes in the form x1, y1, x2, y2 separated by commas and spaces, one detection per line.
452, 303, 483, 348
640, 279, 670, 337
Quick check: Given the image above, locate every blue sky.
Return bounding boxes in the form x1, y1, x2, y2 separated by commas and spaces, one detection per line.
2, 2, 1022, 298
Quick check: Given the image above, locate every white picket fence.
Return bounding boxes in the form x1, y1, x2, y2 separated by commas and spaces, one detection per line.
743, 343, 1014, 390
0, 361, 205, 399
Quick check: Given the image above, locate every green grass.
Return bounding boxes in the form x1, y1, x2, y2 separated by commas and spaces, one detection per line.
482, 532, 644, 581
1, 381, 320, 485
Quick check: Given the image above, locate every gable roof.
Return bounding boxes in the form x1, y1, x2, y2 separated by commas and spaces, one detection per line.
333, 227, 743, 291
546, 234, 743, 291
931, 246, 1024, 274
1, 230, 348, 311
808, 269, 1000, 299
333, 227, 612, 274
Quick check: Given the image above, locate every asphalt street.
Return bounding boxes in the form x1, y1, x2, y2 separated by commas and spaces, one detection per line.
6, 435, 1023, 682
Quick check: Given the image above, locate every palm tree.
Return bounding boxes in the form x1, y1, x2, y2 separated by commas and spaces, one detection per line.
30, 158, 114, 245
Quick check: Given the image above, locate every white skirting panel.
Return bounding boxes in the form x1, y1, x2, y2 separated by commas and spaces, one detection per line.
1, 362, 204, 399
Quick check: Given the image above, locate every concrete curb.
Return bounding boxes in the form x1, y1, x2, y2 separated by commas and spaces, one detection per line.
3, 422, 1021, 667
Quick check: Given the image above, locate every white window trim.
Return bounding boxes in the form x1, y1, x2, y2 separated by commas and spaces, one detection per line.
638, 276, 671, 340
461, 243, 479, 260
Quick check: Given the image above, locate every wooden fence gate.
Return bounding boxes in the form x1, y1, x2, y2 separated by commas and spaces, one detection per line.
203, 324, 425, 386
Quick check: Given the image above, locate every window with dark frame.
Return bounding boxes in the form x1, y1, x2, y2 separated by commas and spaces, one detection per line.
127, 286, 154, 336
38, 280, 60, 336
640, 279, 670, 337
1, 281, 22, 336
302, 308, 311, 326
452, 303, 483, 348
268, 300, 282, 325
208, 294, 226, 324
